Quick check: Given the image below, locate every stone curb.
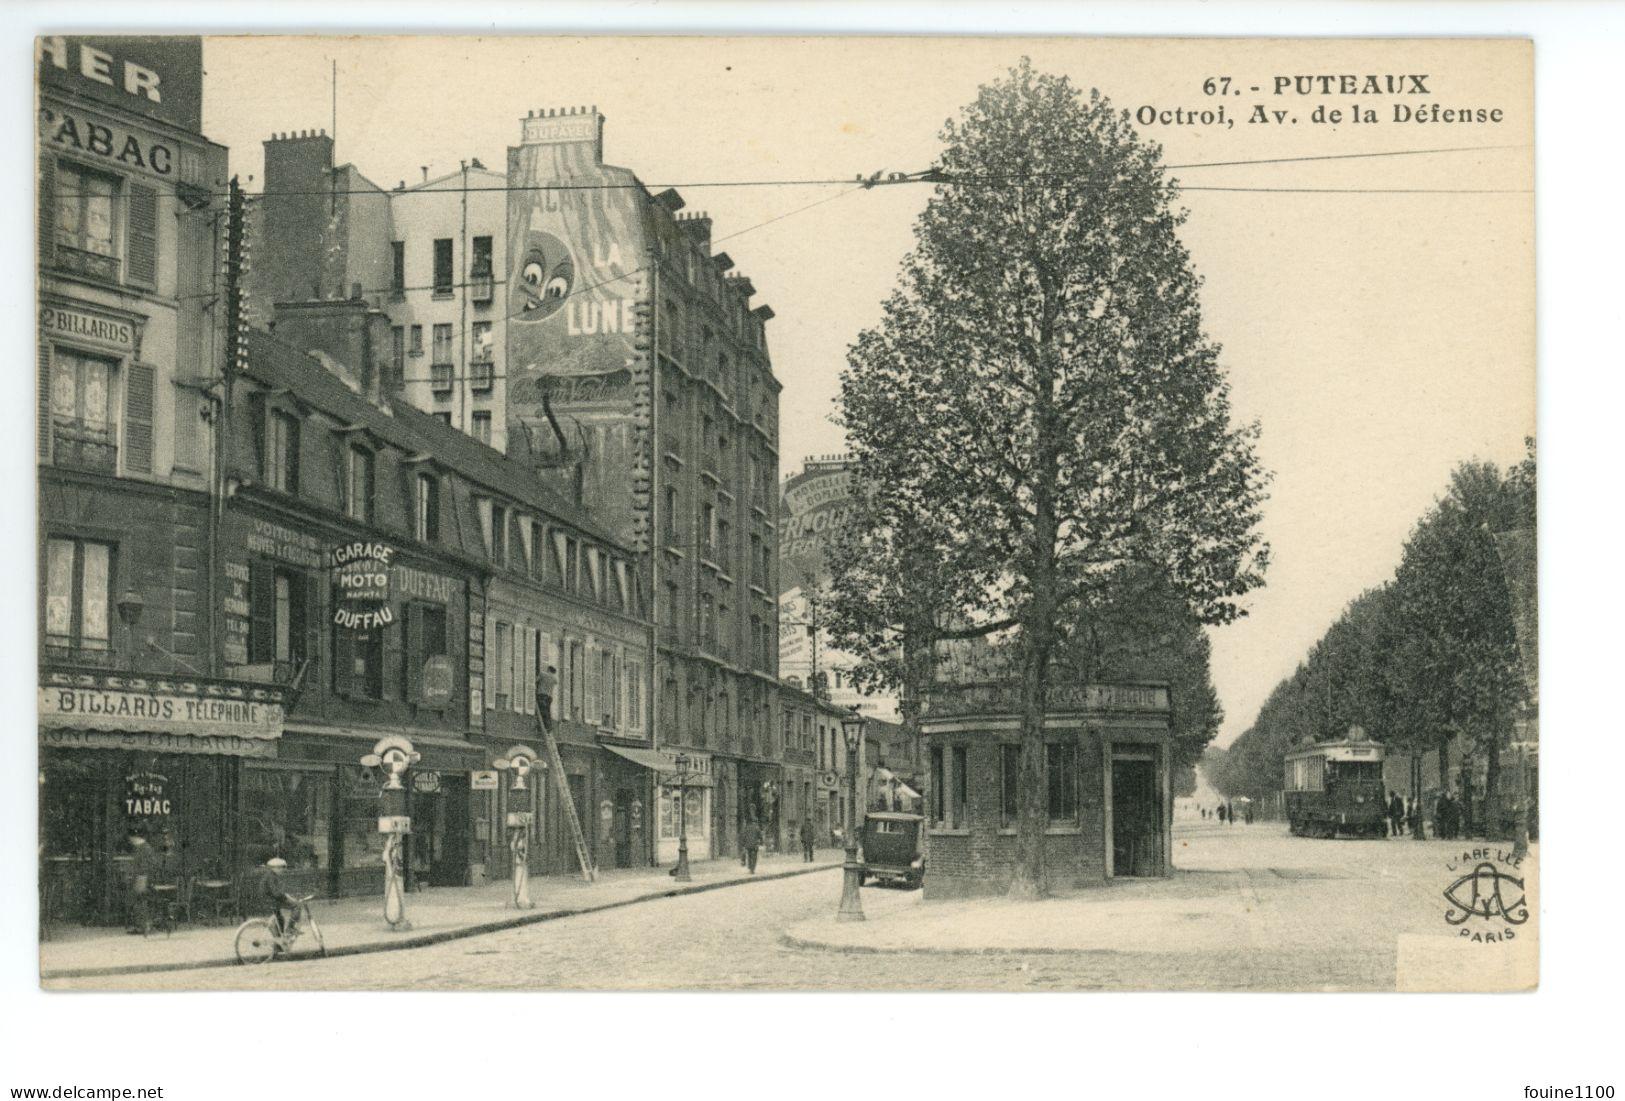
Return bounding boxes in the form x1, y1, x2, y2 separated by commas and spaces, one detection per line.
778, 932, 1124, 958
42, 862, 841, 981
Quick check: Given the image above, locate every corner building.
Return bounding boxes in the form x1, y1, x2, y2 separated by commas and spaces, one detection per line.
507, 108, 784, 857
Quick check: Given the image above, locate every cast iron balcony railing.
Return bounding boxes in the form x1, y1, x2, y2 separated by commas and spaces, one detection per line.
53, 245, 121, 284
469, 268, 494, 304
470, 359, 495, 392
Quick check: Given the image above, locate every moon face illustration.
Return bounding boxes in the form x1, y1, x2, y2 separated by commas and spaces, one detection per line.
512, 229, 574, 321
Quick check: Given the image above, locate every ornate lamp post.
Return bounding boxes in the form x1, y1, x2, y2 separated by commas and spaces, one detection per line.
837, 708, 866, 922
673, 752, 692, 882
494, 746, 537, 910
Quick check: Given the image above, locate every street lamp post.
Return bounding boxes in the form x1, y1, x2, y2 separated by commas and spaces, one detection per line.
361, 735, 420, 931
837, 708, 866, 922
673, 753, 693, 882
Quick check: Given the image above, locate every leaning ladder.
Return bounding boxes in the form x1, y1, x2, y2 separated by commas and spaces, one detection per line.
537, 711, 596, 882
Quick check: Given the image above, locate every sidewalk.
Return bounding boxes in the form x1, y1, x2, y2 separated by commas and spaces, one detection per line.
42, 851, 840, 981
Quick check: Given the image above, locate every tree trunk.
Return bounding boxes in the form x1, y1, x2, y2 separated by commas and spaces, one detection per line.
1485, 730, 1502, 840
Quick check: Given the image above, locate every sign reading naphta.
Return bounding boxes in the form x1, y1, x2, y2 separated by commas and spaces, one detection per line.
331, 541, 395, 629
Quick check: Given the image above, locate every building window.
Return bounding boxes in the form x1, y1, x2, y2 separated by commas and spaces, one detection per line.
431, 324, 454, 394
54, 163, 119, 266
49, 350, 118, 471
489, 505, 508, 566
664, 487, 679, 540
333, 620, 384, 699
699, 594, 715, 650
627, 661, 643, 730
1001, 744, 1021, 829
409, 325, 424, 356
345, 445, 375, 522
415, 473, 439, 543
471, 322, 494, 390
492, 621, 513, 710
530, 522, 545, 580
951, 746, 969, 828
250, 563, 308, 670
265, 410, 299, 493
470, 236, 493, 302
567, 638, 586, 721
433, 238, 454, 295
390, 242, 405, 296
564, 538, 578, 593
701, 503, 715, 557
1047, 741, 1078, 825
391, 326, 405, 377
929, 746, 945, 825
717, 519, 730, 570
471, 411, 492, 445
44, 536, 112, 662
432, 412, 452, 426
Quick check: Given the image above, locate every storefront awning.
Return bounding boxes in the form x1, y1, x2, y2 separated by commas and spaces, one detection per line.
604, 745, 715, 788
39, 671, 286, 758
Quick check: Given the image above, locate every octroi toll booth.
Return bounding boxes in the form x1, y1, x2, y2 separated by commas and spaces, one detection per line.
919, 681, 1173, 899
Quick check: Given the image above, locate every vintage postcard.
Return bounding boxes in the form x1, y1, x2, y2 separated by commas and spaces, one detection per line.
34, 34, 1534, 993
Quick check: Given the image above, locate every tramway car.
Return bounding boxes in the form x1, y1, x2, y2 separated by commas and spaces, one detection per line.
1282, 739, 1387, 838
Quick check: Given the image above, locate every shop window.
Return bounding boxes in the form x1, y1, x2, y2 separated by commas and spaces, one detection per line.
333, 617, 384, 699
415, 473, 439, 543
1047, 741, 1078, 825
1000, 744, 1021, 829
44, 536, 112, 664
951, 746, 969, 827
345, 445, 374, 523
49, 349, 118, 471
265, 409, 299, 493
242, 767, 332, 869
250, 563, 308, 671
660, 785, 705, 839
341, 766, 386, 873
433, 238, 454, 295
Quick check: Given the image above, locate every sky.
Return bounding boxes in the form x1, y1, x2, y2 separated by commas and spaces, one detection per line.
195, 36, 1534, 746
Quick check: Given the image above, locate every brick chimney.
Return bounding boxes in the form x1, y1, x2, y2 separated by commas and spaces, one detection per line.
256, 129, 335, 316
271, 289, 396, 406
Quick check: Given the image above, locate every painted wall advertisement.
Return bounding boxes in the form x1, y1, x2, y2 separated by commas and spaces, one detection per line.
506, 109, 649, 544
778, 460, 855, 587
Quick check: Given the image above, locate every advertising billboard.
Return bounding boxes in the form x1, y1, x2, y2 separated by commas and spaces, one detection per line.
37, 36, 204, 134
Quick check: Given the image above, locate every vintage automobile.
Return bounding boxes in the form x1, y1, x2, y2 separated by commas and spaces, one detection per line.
1283, 738, 1388, 838
859, 811, 926, 889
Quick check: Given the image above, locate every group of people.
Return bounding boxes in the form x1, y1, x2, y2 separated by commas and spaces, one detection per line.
735, 816, 822, 874
1386, 791, 1433, 837
1200, 803, 1253, 824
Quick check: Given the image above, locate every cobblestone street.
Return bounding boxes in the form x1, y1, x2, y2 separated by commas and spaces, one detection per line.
51, 821, 1536, 991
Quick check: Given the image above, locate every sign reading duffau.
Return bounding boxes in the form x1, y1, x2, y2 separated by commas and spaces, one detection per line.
331, 541, 395, 630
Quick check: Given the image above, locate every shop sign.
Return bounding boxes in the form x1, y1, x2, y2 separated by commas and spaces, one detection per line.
505, 811, 534, 828
37, 36, 204, 132
43, 727, 278, 759
413, 770, 442, 795
420, 655, 453, 709
39, 305, 135, 351
40, 683, 283, 741
378, 815, 412, 834
223, 560, 250, 666
471, 770, 499, 791
246, 518, 323, 569
40, 105, 177, 180
330, 541, 395, 630
123, 770, 171, 816
817, 770, 840, 791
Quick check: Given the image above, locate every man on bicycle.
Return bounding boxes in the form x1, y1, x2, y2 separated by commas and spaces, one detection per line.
256, 857, 299, 938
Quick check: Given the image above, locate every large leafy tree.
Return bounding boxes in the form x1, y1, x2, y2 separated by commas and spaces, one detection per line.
833, 61, 1269, 897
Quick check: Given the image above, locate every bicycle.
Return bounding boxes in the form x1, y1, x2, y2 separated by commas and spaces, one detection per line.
234, 894, 326, 964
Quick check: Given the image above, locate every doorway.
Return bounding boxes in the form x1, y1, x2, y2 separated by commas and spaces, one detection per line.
613, 788, 634, 868
1111, 756, 1162, 877
431, 775, 470, 886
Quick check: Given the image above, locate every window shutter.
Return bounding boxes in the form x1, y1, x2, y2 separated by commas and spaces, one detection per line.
248, 561, 275, 663
38, 155, 55, 266
405, 603, 424, 703
303, 580, 321, 696
382, 615, 403, 702
125, 181, 158, 287
37, 342, 51, 461
123, 363, 155, 474
584, 643, 598, 725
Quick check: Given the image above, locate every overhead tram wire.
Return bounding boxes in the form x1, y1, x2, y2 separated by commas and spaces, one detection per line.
53, 143, 1532, 201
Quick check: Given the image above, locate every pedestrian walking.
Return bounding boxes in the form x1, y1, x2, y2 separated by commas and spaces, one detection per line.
1388, 791, 1405, 837
740, 817, 762, 874
125, 828, 159, 935
799, 816, 816, 862
1217, 804, 1226, 824
1407, 798, 1422, 838
1245, 804, 1254, 825
1227, 802, 1235, 825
